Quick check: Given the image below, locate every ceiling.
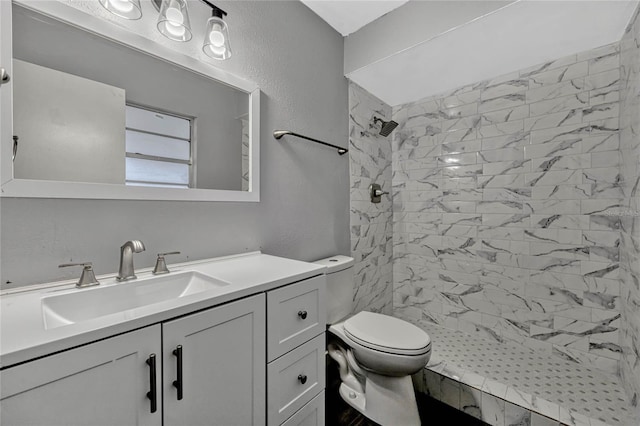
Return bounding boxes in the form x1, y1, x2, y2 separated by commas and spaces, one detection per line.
300, 0, 409, 36
301, 0, 639, 106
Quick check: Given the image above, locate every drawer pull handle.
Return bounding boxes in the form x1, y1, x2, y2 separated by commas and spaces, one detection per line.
0, 68, 9, 85
298, 374, 308, 384
146, 354, 157, 413
173, 345, 183, 400
297, 310, 308, 320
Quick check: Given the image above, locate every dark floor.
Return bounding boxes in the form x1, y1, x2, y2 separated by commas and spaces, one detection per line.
326, 359, 488, 426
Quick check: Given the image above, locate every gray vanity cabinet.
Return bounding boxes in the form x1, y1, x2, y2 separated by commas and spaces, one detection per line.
0, 293, 266, 426
0, 325, 163, 426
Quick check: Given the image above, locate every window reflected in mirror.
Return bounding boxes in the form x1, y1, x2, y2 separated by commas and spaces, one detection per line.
125, 105, 192, 188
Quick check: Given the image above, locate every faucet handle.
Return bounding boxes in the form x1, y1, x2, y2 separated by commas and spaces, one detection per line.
59, 262, 100, 288
153, 252, 181, 275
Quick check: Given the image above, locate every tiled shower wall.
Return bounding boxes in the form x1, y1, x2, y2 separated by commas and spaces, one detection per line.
391, 43, 623, 375
348, 82, 393, 315
619, 4, 640, 411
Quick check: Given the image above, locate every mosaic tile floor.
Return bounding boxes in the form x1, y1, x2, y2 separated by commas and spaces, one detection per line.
398, 316, 638, 426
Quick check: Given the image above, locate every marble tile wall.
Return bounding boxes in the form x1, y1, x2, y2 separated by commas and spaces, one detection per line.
391, 43, 623, 374
619, 2, 640, 414
348, 82, 393, 314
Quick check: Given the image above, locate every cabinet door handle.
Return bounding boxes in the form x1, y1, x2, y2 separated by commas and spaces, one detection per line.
12, 136, 18, 162
146, 354, 157, 413
298, 374, 308, 384
172, 345, 183, 400
297, 310, 308, 320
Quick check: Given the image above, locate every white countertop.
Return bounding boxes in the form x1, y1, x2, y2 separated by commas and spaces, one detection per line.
0, 252, 326, 368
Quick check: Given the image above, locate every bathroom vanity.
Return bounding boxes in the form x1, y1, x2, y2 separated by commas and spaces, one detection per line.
0, 252, 327, 426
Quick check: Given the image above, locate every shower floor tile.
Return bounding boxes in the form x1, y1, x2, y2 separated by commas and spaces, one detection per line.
398, 316, 638, 426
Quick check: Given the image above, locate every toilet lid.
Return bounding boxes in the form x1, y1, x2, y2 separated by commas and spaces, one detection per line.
343, 311, 431, 352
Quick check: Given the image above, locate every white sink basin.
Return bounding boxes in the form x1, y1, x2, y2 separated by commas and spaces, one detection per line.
41, 271, 230, 329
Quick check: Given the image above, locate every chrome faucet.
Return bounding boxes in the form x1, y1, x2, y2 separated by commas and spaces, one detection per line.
116, 240, 146, 281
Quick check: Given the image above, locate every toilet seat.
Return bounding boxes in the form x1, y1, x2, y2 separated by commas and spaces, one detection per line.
345, 331, 431, 356
343, 311, 431, 356
329, 312, 431, 376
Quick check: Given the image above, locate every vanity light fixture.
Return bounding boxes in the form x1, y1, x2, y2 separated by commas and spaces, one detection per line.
156, 0, 193, 42
155, 0, 231, 59
202, 4, 231, 60
101, 0, 232, 60
98, 0, 142, 20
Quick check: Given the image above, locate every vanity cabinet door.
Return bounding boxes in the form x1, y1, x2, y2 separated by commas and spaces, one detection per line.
162, 293, 266, 426
0, 325, 162, 426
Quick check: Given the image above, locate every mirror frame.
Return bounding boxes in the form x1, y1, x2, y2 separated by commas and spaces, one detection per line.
0, 0, 260, 202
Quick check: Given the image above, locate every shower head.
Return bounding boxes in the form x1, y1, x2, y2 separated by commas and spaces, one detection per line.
373, 117, 398, 137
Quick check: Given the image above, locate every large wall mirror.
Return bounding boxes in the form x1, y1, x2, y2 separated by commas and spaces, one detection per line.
0, 0, 260, 201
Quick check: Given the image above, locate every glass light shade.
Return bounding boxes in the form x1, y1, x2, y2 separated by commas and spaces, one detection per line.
157, 0, 192, 42
99, 0, 142, 20
203, 16, 231, 60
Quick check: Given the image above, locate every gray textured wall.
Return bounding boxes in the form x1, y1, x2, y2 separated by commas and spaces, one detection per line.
0, 1, 350, 288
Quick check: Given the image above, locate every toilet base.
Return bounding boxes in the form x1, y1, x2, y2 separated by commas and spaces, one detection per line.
338, 372, 421, 426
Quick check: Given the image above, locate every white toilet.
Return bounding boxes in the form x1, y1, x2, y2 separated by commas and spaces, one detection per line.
314, 255, 431, 426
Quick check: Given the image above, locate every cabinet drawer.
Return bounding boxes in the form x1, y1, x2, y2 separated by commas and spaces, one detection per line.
267, 334, 325, 426
267, 275, 326, 361
281, 390, 325, 426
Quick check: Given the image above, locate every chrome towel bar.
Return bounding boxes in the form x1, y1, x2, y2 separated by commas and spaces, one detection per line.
273, 130, 348, 155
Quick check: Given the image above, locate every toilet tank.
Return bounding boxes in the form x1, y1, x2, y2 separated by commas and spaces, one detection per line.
313, 255, 355, 324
